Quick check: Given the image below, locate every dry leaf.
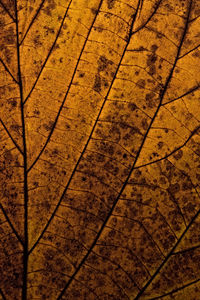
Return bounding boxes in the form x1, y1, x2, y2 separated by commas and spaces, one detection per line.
0, 0, 200, 299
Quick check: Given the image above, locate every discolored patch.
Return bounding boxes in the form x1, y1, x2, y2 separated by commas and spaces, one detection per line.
93, 74, 101, 92
97, 55, 113, 72
107, 0, 115, 10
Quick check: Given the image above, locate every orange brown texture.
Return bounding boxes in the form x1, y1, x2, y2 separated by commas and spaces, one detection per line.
0, 0, 200, 299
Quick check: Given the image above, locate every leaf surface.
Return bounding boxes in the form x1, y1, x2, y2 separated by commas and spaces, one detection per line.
0, 0, 200, 299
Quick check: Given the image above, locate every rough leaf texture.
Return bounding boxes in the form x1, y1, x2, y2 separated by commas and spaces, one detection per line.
0, 0, 200, 299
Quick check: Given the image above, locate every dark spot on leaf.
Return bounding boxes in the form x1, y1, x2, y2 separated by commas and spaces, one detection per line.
4, 151, 13, 161
128, 103, 137, 111
93, 74, 101, 92
10, 100, 17, 107
79, 72, 85, 78
151, 44, 158, 52
43, 0, 56, 16
142, 119, 148, 130
104, 80, 109, 88
158, 141, 164, 149
137, 79, 146, 89
173, 149, 183, 160
149, 65, 156, 75
147, 54, 157, 66
5, 27, 15, 45
33, 35, 42, 46
145, 92, 156, 108
168, 183, 180, 195
34, 109, 40, 115
43, 121, 54, 131
98, 55, 113, 72
91, 7, 97, 14
107, 0, 115, 9
95, 26, 104, 32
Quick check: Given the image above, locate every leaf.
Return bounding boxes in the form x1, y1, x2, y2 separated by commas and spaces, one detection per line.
0, 0, 200, 299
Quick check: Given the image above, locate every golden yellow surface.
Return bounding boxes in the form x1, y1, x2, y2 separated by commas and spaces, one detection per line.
0, 0, 200, 299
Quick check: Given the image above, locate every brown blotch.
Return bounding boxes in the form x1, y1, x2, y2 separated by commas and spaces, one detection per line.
168, 183, 180, 195
107, 0, 115, 9
128, 103, 137, 111
196, 173, 200, 180
79, 72, 85, 78
142, 119, 148, 130
192, 51, 200, 58
149, 65, 156, 75
4, 151, 13, 162
43, 0, 56, 16
145, 92, 156, 108
95, 26, 104, 32
10, 99, 17, 107
159, 176, 166, 184
137, 79, 146, 89
98, 55, 113, 72
157, 33, 163, 39
100, 142, 114, 155
10, 124, 21, 133
173, 149, 183, 160
6, 27, 15, 45
147, 54, 157, 65
43, 121, 54, 131
104, 79, 109, 88
34, 109, 40, 115
4, 48, 11, 63
44, 25, 55, 34
33, 35, 42, 46
151, 44, 158, 52
182, 181, 193, 191
29, 6, 33, 12
93, 74, 101, 92
158, 141, 164, 149
91, 7, 97, 14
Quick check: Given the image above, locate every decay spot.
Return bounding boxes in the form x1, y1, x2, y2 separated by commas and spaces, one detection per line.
147, 54, 157, 66
6, 27, 15, 45
10, 100, 17, 107
151, 44, 158, 52
142, 119, 148, 130
98, 55, 113, 72
149, 65, 156, 75
43, 0, 56, 16
128, 103, 137, 111
4, 151, 13, 161
158, 141, 164, 149
43, 121, 54, 131
95, 26, 103, 32
79, 72, 85, 78
34, 109, 40, 115
137, 79, 146, 89
93, 74, 101, 92
173, 150, 183, 160
29, 6, 33, 12
168, 183, 180, 195
91, 8, 97, 14
145, 93, 156, 108
33, 35, 42, 46
107, 0, 115, 9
